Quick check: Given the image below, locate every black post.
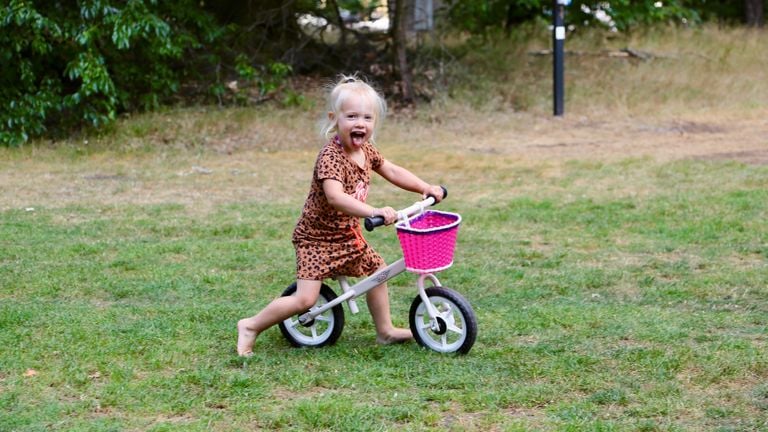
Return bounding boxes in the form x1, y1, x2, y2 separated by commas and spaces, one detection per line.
553, 0, 565, 116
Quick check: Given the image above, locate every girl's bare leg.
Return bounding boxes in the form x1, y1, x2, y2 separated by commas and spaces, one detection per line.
367, 265, 413, 344
237, 279, 322, 356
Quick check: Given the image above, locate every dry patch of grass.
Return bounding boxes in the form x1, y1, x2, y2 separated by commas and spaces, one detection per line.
2, 104, 765, 216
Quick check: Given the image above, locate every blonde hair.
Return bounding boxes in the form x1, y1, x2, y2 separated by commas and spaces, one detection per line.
320, 74, 387, 143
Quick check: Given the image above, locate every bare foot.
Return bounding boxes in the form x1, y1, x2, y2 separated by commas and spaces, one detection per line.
376, 327, 413, 345
236, 319, 258, 356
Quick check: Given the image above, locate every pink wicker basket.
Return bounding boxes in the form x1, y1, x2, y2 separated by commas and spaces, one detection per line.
396, 210, 461, 274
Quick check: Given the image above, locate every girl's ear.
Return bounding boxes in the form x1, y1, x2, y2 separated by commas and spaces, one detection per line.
327, 111, 335, 123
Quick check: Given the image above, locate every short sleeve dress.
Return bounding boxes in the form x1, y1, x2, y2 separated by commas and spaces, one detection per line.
292, 138, 387, 280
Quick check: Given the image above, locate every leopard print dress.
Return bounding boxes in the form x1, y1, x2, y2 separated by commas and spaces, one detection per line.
292, 138, 386, 281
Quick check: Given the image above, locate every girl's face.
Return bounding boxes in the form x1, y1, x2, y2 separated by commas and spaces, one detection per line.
331, 93, 376, 151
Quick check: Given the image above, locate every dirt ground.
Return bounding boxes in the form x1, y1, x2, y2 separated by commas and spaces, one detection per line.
1, 108, 766, 212
403, 108, 768, 164
540, 114, 768, 164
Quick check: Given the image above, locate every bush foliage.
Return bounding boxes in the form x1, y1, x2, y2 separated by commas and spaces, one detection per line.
445, 0, 752, 34
1, 1, 229, 145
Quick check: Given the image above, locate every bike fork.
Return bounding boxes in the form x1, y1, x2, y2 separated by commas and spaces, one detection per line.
416, 273, 443, 326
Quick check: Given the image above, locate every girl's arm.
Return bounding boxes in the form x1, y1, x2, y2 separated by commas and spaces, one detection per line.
375, 160, 444, 202
323, 179, 398, 224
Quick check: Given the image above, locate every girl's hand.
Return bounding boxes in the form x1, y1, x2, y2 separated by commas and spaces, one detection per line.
423, 185, 445, 203
372, 206, 398, 225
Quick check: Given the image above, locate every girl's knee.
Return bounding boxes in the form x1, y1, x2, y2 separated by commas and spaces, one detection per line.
293, 294, 318, 310
294, 280, 322, 310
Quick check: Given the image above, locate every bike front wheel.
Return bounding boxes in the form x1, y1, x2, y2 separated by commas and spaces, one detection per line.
409, 286, 477, 354
278, 283, 345, 348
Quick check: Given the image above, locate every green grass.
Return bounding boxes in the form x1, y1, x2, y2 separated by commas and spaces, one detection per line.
2, 153, 767, 431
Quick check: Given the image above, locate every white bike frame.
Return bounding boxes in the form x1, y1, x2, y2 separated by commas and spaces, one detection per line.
297, 196, 445, 328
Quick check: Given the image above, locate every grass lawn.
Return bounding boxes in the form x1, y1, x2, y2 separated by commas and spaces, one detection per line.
2, 116, 766, 431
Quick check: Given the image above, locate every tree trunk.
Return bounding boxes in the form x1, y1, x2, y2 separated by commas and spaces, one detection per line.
391, 0, 415, 104
328, 0, 348, 49
745, 0, 765, 27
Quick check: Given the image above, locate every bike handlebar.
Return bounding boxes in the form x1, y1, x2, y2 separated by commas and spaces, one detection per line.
364, 186, 448, 232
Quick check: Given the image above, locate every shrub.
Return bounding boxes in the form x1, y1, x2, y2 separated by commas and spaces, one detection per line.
0, 0, 221, 146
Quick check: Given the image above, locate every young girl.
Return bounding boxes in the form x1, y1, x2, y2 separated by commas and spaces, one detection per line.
236, 75, 444, 356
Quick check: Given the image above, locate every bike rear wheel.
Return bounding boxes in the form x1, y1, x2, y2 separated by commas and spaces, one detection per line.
409, 286, 477, 354
278, 283, 345, 348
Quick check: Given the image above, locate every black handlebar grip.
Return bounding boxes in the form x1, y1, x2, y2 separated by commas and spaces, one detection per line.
364, 216, 385, 232
427, 186, 448, 203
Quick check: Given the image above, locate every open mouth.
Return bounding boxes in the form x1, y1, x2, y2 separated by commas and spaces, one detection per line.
350, 131, 366, 146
